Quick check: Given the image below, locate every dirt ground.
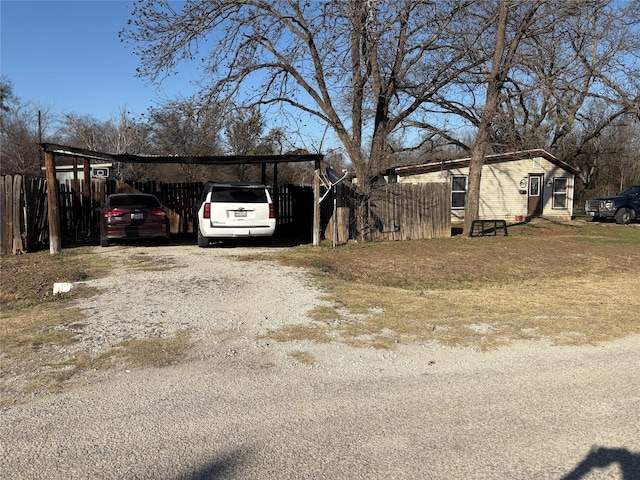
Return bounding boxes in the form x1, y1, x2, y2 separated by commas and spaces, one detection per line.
1, 241, 639, 479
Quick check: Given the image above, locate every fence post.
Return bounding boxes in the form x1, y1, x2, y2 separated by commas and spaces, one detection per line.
45, 150, 62, 254
12, 175, 25, 253
83, 159, 91, 236
0, 176, 9, 255
313, 158, 321, 246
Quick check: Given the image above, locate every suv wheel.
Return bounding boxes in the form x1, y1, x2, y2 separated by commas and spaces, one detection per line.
615, 207, 631, 225
197, 228, 209, 248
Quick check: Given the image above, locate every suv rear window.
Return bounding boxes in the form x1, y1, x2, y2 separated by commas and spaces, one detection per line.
210, 186, 268, 203
110, 195, 161, 208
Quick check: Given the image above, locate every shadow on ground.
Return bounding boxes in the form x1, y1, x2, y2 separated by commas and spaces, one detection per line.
561, 447, 640, 480
177, 449, 247, 480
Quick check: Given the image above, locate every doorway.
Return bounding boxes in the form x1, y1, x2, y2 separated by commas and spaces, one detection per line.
527, 174, 544, 217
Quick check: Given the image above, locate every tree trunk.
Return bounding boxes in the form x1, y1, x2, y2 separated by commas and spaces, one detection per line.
463, 0, 509, 236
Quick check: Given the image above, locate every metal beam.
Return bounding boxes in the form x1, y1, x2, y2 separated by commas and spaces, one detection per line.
40, 143, 323, 166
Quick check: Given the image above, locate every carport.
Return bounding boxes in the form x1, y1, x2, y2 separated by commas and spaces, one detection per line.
40, 143, 325, 253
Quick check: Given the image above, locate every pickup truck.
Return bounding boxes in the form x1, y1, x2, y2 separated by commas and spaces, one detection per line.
584, 185, 640, 224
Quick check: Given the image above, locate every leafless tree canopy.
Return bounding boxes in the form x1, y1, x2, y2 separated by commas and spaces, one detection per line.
122, 0, 495, 179
122, 1, 639, 208
3, 1, 637, 231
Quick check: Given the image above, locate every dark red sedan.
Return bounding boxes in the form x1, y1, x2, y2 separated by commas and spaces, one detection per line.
100, 193, 170, 247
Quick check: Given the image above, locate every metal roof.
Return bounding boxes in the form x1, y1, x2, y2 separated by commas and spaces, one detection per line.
40, 143, 323, 165
389, 149, 579, 176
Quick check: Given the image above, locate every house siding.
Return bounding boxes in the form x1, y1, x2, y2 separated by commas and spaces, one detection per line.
397, 155, 575, 222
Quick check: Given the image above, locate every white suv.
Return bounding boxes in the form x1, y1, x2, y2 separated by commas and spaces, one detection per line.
195, 182, 276, 247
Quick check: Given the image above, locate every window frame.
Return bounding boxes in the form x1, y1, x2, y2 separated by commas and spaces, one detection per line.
451, 175, 467, 210
552, 177, 568, 209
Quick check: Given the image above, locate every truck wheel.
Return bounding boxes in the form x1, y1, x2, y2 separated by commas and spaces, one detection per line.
615, 208, 630, 225
197, 229, 209, 248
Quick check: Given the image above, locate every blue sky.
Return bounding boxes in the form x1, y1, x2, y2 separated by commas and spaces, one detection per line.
1, 0, 200, 121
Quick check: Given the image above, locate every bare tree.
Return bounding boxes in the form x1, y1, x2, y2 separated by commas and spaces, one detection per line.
122, 0, 639, 235
0, 76, 18, 113
61, 113, 112, 152
121, 0, 484, 180
1, 100, 56, 176
60, 110, 154, 181
491, 1, 640, 168
224, 107, 269, 180
408, 0, 640, 232
146, 99, 223, 182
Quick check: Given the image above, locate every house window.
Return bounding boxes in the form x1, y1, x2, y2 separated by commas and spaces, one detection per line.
532, 157, 541, 169
553, 177, 568, 208
451, 176, 467, 209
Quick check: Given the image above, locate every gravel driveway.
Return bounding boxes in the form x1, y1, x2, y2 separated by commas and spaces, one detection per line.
2, 243, 639, 479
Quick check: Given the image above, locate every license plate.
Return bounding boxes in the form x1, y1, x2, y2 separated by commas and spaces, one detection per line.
131, 213, 144, 220
234, 211, 247, 217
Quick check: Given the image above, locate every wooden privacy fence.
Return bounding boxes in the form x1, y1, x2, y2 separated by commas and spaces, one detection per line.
1, 175, 449, 253
0, 175, 315, 253
326, 182, 451, 243
1, 175, 48, 254
55, 180, 205, 245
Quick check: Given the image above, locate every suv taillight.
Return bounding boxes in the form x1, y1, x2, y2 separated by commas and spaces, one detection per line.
269, 203, 275, 219
204, 203, 211, 219
103, 208, 125, 217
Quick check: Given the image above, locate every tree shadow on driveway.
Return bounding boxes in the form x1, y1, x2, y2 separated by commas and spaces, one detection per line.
177, 448, 248, 480
561, 446, 640, 480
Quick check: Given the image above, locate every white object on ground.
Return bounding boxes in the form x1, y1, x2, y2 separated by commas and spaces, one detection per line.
53, 282, 74, 295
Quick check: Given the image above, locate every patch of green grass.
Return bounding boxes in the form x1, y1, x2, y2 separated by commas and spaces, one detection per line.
72, 270, 89, 281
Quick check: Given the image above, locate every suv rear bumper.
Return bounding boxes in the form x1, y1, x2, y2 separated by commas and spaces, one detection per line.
199, 223, 275, 238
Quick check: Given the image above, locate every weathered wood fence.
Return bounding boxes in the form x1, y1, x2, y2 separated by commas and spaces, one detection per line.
0, 175, 316, 253
1, 175, 49, 254
1, 175, 449, 254
330, 182, 451, 242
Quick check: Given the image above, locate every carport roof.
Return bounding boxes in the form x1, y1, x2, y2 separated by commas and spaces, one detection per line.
40, 143, 323, 165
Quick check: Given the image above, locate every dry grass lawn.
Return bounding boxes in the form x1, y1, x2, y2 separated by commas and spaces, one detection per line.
0, 248, 192, 406
264, 220, 640, 350
1, 220, 638, 404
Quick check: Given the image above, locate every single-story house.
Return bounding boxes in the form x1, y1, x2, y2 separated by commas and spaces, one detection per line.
384, 149, 578, 222
42, 163, 114, 182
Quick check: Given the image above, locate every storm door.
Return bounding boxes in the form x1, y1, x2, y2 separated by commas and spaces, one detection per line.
527, 174, 544, 217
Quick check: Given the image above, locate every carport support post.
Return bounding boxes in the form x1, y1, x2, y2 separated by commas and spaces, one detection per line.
313, 158, 321, 246
83, 159, 91, 236
44, 150, 62, 254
